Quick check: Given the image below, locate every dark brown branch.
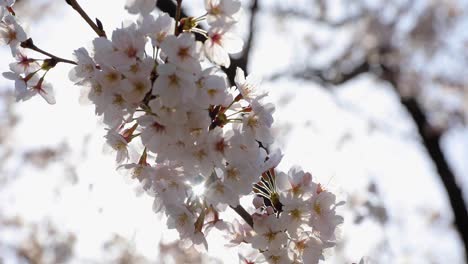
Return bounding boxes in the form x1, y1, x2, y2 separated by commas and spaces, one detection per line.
380, 64, 468, 261
230, 205, 254, 228
269, 60, 370, 86
224, 0, 258, 85
286, 48, 468, 261
65, 0, 107, 38
269, 8, 365, 28
20, 38, 77, 65
174, 0, 182, 35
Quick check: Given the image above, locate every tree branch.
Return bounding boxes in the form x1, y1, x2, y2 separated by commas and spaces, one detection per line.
286, 48, 468, 261
380, 64, 468, 261
224, 0, 258, 85
20, 38, 77, 65
65, 0, 107, 38
230, 205, 254, 228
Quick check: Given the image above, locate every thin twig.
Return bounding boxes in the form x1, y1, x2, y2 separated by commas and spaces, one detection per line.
65, 0, 107, 38
20, 38, 77, 65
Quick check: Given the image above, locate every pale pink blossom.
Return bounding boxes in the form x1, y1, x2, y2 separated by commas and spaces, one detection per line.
166, 205, 196, 237
251, 214, 288, 251
6, 74, 57, 105
277, 167, 314, 198
104, 129, 138, 164
300, 236, 325, 264
120, 76, 152, 104
262, 248, 291, 264
234, 67, 267, 103
152, 63, 197, 107
205, 0, 241, 26
160, 33, 201, 74
240, 99, 275, 144
9, 49, 40, 74
140, 12, 175, 47
138, 114, 172, 154
148, 98, 188, 125
204, 26, 243, 67
125, 0, 156, 15
0, 15, 26, 54
0, 0, 15, 7
69, 48, 96, 84
2, 70, 32, 102
1, 3, 345, 259
109, 24, 147, 67
118, 56, 154, 79
195, 67, 232, 107
279, 194, 309, 237
205, 178, 240, 209
308, 190, 343, 241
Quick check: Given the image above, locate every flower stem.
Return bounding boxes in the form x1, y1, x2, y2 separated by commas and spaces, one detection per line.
175, 0, 183, 35
65, 0, 107, 38
230, 205, 253, 228
20, 38, 77, 65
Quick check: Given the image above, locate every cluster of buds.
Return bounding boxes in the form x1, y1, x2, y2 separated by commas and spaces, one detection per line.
1, 0, 344, 263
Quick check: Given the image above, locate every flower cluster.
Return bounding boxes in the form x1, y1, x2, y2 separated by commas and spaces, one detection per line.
0, 2, 57, 104
1, 0, 344, 263
246, 166, 343, 263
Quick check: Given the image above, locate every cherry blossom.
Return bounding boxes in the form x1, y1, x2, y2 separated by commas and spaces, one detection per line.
204, 0, 241, 26
204, 26, 243, 67
195, 67, 232, 107
2, 70, 34, 102
9, 49, 40, 74
0, 15, 26, 54
28, 78, 56, 105
0, 0, 15, 8
160, 33, 202, 74
103, 128, 138, 164
239, 98, 275, 144
0, 1, 344, 263
152, 62, 197, 107
251, 214, 288, 251
308, 188, 343, 241
140, 12, 175, 47
69, 48, 96, 84
108, 24, 147, 67
124, 0, 156, 15
235, 67, 267, 103
166, 204, 196, 237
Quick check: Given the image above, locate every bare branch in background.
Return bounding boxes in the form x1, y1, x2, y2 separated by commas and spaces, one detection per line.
224, 0, 258, 84
380, 62, 468, 260
154, 1, 468, 258
268, 1, 468, 258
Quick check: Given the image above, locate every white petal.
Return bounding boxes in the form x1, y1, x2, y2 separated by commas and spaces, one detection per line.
39, 82, 56, 105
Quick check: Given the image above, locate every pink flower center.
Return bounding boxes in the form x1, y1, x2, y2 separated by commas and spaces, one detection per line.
211, 33, 222, 45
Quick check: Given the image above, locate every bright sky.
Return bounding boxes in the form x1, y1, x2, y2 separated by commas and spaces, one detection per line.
0, 0, 466, 263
